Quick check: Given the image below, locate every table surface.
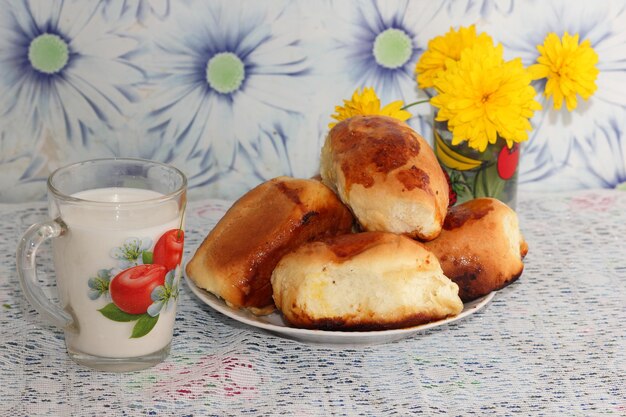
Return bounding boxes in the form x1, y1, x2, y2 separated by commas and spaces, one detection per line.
1, 190, 624, 417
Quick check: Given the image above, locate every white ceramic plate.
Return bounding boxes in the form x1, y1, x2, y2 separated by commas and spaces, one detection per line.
184, 274, 494, 345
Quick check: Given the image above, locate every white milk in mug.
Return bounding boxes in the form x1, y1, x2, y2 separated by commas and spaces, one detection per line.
52, 188, 183, 359
18, 158, 187, 371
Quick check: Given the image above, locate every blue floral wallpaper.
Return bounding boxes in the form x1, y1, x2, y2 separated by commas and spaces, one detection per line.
1, 0, 625, 203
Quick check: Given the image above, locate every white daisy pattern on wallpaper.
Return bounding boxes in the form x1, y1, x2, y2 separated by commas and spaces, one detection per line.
516, 116, 562, 192
101, 0, 174, 24
482, 0, 626, 189
246, 124, 294, 181
552, 115, 626, 190
316, 0, 441, 104
200, 114, 323, 199
301, 0, 476, 146
0, 0, 624, 204
445, 0, 515, 19
139, 0, 312, 196
0, 0, 144, 193
0, 127, 46, 202
220, 120, 297, 195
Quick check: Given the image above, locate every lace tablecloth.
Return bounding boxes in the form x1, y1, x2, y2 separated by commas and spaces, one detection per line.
1, 190, 624, 416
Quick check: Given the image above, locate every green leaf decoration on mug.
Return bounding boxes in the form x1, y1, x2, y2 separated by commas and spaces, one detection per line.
98, 303, 160, 339
142, 250, 153, 264
131, 315, 160, 339
98, 303, 140, 322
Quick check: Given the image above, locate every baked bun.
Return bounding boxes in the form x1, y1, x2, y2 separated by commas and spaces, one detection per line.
320, 115, 449, 241
271, 232, 463, 330
185, 176, 355, 314
423, 198, 528, 302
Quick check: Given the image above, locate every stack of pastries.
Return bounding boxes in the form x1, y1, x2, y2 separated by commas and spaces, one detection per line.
186, 115, 528, 331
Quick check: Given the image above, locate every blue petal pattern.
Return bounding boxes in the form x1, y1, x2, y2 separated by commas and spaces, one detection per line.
0, 0, 144, 199
305, 0, 446, 104
101, 0, 174, 23
147, 268, 179, 317
137, 0, 313, 198
0, 0, 624, 203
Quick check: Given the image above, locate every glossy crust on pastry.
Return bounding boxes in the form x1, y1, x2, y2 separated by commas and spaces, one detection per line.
185, 176, 355, 314
320, 115, 449, 241
423, 198, 529, 302
271, 232, 463, 330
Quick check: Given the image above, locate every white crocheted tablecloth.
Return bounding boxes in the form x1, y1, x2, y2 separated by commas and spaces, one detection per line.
1, 190, 624, 416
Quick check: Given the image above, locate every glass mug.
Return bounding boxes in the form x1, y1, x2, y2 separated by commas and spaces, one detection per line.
17, 158, 187, 372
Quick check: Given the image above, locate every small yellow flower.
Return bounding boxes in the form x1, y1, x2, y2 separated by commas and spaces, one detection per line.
415, 25, 494, 89
431, 41, 542, 151
329, 87, 411, 128
529, 32, 599, 111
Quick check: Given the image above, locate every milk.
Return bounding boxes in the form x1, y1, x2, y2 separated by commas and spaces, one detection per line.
51, 187, 182, 358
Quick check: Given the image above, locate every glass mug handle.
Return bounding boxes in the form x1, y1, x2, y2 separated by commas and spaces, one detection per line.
16, 219, 74, 329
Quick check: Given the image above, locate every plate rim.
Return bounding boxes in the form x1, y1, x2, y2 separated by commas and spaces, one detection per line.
184, 273, 495, 340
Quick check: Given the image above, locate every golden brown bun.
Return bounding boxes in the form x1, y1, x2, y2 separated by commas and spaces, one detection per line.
320, 115, 449, 241
271, 232, 463, 330
423, 198, 528, 302
185, 176, 355, 314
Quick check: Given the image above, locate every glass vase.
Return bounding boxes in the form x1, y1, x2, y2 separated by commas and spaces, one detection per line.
433, 119, 520, 209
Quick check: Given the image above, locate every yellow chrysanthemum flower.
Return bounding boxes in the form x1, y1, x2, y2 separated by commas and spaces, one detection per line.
329, 87, 411, 128
415, 25, 494, 89
431, 41, 542, 152
528, 32, 599, 111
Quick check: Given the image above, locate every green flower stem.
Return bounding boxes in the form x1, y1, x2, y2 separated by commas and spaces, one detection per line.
177, 199, 187, 240
401, 99, 431, 111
